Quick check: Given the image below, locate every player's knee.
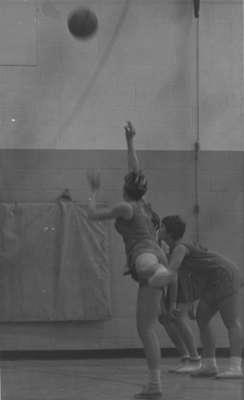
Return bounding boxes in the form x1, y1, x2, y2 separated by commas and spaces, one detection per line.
224, 317, 242, 331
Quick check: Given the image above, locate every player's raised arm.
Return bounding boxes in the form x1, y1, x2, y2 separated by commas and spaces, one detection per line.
124, 121, 140, 173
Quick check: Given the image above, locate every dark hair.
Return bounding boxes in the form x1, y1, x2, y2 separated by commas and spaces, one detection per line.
123, 171, 148, 201
161, 215, 186, 240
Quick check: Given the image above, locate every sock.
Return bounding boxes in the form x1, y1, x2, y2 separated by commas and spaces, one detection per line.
202, 357, 217, 369
229, 356, 242, 371
148, 369, 161, 388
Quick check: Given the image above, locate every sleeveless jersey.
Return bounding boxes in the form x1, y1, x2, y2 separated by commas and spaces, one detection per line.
115, 202, 167, 272
178, 242, 244, 303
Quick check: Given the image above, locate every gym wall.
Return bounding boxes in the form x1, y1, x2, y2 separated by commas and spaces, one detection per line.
0, 0, 243, 351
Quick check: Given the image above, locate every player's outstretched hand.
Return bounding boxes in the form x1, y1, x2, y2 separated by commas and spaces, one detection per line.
86, 169, 101, 192
124, 121, 136, 141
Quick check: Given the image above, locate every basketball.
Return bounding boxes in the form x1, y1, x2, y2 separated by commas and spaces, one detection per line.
67, 7, 98, 40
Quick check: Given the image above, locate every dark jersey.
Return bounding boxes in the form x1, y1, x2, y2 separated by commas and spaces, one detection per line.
177, 242, 244, 304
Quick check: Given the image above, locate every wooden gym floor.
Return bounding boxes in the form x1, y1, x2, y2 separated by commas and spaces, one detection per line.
0, 358, 243, 399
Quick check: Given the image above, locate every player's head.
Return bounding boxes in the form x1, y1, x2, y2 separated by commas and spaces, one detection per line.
160, 215, 186, 243
123, 171, 148, 201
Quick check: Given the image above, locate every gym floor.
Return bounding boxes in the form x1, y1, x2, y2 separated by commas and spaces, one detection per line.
1, 358, 243, 399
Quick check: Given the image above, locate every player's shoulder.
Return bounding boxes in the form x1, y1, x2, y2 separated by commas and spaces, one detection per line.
113, 201, 134, 219
173, 242, 189, 256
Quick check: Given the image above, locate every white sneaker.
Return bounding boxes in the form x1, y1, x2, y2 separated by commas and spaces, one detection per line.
216, 369, 244, 379
191, 365, 218, 378
168, 356, 190, 373
134, 384, 163, 399
175, 360, 202, 374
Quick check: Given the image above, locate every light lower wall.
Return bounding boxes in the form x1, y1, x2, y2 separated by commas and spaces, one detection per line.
0, 149, 243, 350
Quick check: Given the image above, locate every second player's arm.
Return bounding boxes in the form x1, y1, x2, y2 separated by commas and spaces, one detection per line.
167, 244, 188, 308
